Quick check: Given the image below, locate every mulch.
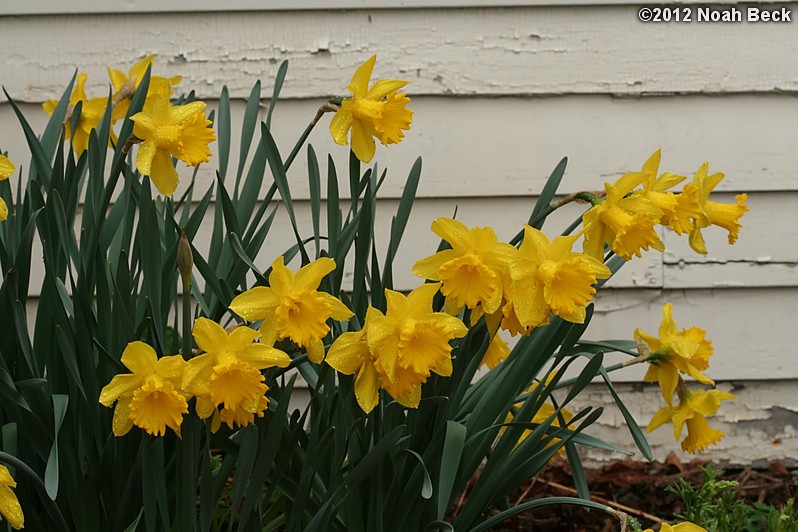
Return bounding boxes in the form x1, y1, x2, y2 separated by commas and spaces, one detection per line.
470, 454, 798, 531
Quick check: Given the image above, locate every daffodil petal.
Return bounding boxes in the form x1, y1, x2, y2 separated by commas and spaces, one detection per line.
99, 374, 142, 406
329, 109, 353, 146
230, 286, 278, 321
355, 361, 380, 413
295, 257, 336, 291
192, 317, 231, 354
365, 79, 408, 100
327, 332, 369, 375
121, 341, 158, 374
149, 148, 179, 196
350, 119, 376, 163
350, 55, 377, 95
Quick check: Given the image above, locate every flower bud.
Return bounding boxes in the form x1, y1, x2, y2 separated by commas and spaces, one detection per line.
177, 229, 193, 283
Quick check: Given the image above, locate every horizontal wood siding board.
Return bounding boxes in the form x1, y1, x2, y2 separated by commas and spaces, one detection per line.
2, 6, 797, 101
8, 1, 793, 16
2, 95, 795, 199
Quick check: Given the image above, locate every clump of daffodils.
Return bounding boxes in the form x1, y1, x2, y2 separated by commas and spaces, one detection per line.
637, 303, 735, 453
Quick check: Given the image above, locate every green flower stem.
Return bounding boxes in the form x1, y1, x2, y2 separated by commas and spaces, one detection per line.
283, 102, 340, 173
0, 451, 70, 532
182, 276, 192, 360
549, 354, 649, 393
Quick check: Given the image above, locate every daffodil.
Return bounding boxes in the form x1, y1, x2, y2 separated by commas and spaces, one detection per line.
99, 342, 189, 437
229, 257, 353, 364
647, 388, 734, 454
633, 149, 703, 235
367, 283, 467, 408
0, 465, 23, 530
182, 318, 290, 431
0, 154, 15, 222
130, 97, 215, 196
413, 218, 517, 316
326, 308, 383, 413
511, 225, 610, 329
686, 162, 748, 254
108, 55, 181, 119
582, 153, 664, 260
43, 73, 116, 156
329, 55, 413, 163
636, 303, 714, 405
481, 334, 511, 369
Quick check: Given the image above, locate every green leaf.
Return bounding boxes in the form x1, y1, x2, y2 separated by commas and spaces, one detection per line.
44, 394, 69, 499
261, 122, 309, 264
401, 449, 433, 500
235, 81, 262, 195
217, 86, 232, 181
530, 156, 567, 230
470, 497, 611, 532
438, 420, 466, 519
599, 367, 653, 460
266, 60, 289, 130
307, 145, 322, 257
3, 89, 54, 185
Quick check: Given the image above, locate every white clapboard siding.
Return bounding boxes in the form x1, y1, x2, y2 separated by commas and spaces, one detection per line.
10, 0, 792, 16
2, 7, 797, 102
1, 95, 795, 202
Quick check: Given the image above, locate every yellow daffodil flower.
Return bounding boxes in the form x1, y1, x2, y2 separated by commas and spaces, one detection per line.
182, 318, 290, 431
367, 283, 467, 408
43, 73, 116, 156
0, 465, 23, 530
633, 149, 703, 235
481, 334, 511, 369
510, 225, 610, 329
686, 162, 748, 254
0, 154, 15, 222
648, 388, 734, 454
413, 218, 517, 316
130, 97, 215, 196
229, 257, 353, 364
644, 522, 707, 532
582, 152, 665, 260
108, 55, 181, 119
636, 303, 714, 405
99, 342, 189, 437
329, 55, 413, 163
326, 308, 383, 413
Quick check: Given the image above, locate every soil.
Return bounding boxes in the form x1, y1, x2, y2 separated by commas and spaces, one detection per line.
460, 454, 798, 531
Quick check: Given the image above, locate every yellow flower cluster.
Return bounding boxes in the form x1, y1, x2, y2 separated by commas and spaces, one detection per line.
42, 56, 215, 197
99, 320, 290, 436
638, 303, 735, 454
582, 150, 748, 260
100, 256, 351, 436
412, 218, 610, 340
